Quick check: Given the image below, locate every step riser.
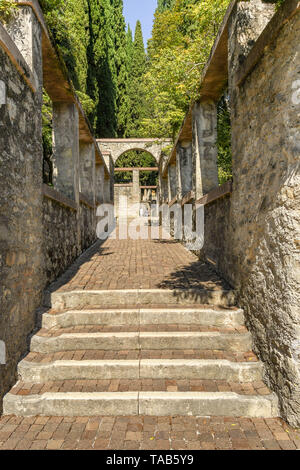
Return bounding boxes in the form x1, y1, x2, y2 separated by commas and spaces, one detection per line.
3, 392, 279, 418
139, 334, 252, 352
50, 289, 236, 311
30, 333, 252, 353
3, 393, 139, 417
19, 361, 139, 382
42, 309, 245, 330
31, 335, 140, 353
18, 360, 263, 383
42, 311, 140, 329
139, 393, 278, 418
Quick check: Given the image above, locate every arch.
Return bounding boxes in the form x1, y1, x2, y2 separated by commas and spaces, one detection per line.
97, 138, 173, 164
115, 148, 158, 164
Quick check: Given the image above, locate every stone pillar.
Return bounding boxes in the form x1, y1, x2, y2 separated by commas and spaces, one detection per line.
192, 101, 218, 198
96, 163, 105, 205
132, 169, 140, 205
168, 164, 177, 201
228, 0, 275, 109
6, 5, 43, 94
161, 177, 168, 204
178, 141, 193, 197
103, 176, 111, 204
52, 103, 80, 203
176, 146, 183, 202
79, 143, 95, 204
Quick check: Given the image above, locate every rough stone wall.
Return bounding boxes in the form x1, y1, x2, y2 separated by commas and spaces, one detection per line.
80, 203, 96, 251
0, 43, 44, 410
227, 11, 300, 426
200, 196, 233, 277
43, 197, 79, 285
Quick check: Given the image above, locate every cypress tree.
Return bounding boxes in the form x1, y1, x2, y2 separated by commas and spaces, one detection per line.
86, 0, 117, 137
127, 20, 147, 137
112, 0, 130, 137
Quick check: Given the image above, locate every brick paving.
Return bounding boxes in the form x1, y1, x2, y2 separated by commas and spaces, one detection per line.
23, 349, 258, 363
10, 379, 270, 396
2, 231, 299, 450
0, 415, 299, 450
48, 233, 230, 293
36, 324, 248, 336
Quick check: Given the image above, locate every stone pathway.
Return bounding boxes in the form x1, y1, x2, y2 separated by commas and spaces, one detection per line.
48, 229, 230, 293
1, 230, 300, 450
0, 415, 299, 450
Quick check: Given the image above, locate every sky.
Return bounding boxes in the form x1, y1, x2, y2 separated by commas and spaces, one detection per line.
123, 0, 157, 46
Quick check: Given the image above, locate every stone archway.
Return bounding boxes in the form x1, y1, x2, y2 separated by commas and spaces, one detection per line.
97, 138, 172, 164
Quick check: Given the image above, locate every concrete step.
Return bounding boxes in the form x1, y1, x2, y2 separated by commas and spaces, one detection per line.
31, 332, 140, 353
139, 332, 252, 352
42, 307, 245, 329
30, 331, 252, 353
18, 359, 263, 383
3, 391, 279, 418
49, 289, 236, 311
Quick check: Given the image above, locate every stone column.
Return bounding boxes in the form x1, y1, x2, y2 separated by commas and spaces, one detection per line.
79, 143, 95, 204
96, 163, 105, 205
6, 5, 43, 95
176, 146, 183, 203
228, 0, 275, 99
52, 103, 80, 203
192, 101, 218, 198
161, 177, 168, 204
168, 164, 177, 201
103, 176, 111, 204
178, 141, 193, 198
132, 169, 140, 204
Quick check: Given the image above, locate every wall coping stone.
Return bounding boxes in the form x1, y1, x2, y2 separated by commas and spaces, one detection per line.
43, 184, 77, 211
196, 180, 232, 206
181, 190, 195, 206
168, 196, 178, 208
79, 192, 95, 209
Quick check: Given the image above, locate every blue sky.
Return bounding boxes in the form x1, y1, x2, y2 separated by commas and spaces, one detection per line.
123, 0, 157, 46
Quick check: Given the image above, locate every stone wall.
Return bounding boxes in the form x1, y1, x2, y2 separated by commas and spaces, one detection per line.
160, 1, 300, 426
227, 8, 300, 426
0, 27, 44, 411
80, 202, 97, 251
43, 195, 79, 285
0, 3, 111, 412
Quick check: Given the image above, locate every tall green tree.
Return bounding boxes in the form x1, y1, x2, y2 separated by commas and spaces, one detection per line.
126, 20, 147, 137
86, 0, 117, 136
113, 0, 130, 137
140, 0, 231, 138
156, 0, 176, 13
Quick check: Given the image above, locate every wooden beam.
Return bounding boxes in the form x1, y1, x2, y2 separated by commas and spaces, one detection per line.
196, 180, 232, 206
114, 167, 158, 172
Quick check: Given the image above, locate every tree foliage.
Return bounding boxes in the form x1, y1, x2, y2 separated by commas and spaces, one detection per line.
0, 0, 17, 23
126, 21, 147, 137
140, 0, 231, 139
115, 151, 158, 186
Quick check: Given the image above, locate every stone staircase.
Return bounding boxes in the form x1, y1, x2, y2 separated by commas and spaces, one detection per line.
3, 289, 279, 418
